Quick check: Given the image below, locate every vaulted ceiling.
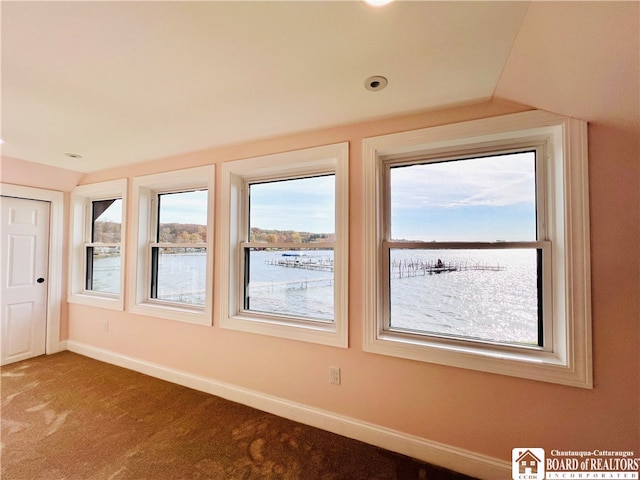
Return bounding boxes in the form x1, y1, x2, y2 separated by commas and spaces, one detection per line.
1, 2, 637, 173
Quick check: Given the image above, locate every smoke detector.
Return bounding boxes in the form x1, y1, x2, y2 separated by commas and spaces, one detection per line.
365, 76, 388, 92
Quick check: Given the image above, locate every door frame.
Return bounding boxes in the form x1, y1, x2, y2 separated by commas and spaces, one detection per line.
1, 183, 65, 355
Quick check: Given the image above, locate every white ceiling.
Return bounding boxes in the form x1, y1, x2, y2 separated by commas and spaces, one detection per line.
1, 1, 530, 173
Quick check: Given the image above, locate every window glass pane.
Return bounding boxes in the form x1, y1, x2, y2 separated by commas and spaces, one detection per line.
158, 190, 207, 243
245, 248, 334, 321
388, 248, 540, 346
152, 247, 206, 306
249, 175, 335, 241
92, 199, 122, 242
389, 152, 536, 242
86, 246, 120, 294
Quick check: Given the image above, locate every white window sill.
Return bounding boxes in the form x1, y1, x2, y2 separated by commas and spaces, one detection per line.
129, 302, 211, 326
223, 313, 347, 348
68, 292, 124, 311
367, 334, 589, 387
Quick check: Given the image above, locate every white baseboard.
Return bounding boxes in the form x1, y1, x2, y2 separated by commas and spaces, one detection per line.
65, 340, 511, 479
53, 339, 68, 353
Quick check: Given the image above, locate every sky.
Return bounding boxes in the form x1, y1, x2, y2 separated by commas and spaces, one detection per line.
247, 152, 536, 241
97, 153, 536, 241
158, 190, 208, 225
249, 175, 335, 233
390, 152, 536, 241
95, 199, 122, 223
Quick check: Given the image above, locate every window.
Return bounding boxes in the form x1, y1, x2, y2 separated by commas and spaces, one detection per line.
220, 143, 348, 347
86, 199, 123, 294
244, 175, 336, 321
150, 190, 207, 306
363, 111, 592, 387
385, 151, 548, 347
69, 179, 127, 310
130, 166, 214, 325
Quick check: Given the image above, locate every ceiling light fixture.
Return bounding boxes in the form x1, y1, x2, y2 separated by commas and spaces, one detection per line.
365, 75, 388, 92
65, 152, 83, 159
363, 0, 394, 7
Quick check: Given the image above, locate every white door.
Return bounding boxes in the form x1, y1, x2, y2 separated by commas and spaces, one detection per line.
1, 196, 50, 365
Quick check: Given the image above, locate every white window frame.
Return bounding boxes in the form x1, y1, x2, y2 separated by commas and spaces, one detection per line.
129, 166, 214, 325
69, 179, 127, 311
219, 143, 349, 347
363, 111, 592, 388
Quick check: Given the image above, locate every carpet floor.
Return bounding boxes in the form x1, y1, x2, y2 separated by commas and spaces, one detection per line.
1, 351, 476, 480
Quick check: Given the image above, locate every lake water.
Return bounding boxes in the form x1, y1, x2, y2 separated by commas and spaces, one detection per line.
91, 253, 207, 304
247, 250, 335, 321
388, 248, 539, 345
94, 248, 539, 345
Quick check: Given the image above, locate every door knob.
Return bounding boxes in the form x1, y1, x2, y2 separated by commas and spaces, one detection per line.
37, 278, 45, 284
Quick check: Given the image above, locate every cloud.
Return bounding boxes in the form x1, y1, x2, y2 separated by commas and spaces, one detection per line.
390, 152, 535, 210
250, 175, 335, 232
389, 152, 537, 241
159, 189, 208, 224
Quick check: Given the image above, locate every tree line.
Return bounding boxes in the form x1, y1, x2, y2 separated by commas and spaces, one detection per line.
92, 221, 121, 243
94, 222, 333, 244
158, 223, 207, 243
94, 221, 206, 243
250, 227, 334, 243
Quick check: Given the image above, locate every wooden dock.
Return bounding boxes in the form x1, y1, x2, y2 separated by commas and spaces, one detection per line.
390, 259, 504, 278
248, 277, 334, 292
265, 256, 334, 272
265, 256, 504, 278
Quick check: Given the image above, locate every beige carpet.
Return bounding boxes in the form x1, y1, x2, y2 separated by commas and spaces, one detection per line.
1, 351, 476, 480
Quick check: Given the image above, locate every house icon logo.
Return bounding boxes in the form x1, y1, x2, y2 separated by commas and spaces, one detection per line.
512, 448, 545, 480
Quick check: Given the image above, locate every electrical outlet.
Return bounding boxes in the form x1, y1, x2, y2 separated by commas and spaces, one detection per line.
329, 367, 341, 385
103, 321, 109, 333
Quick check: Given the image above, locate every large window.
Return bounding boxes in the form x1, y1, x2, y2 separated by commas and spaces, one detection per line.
220, 143, 348, 347
130, 166, 214, 325
69, 179, 127, 310
385, 151, 547, 347
363, 111, 592, 387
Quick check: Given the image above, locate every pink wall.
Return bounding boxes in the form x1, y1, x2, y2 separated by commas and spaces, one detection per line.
495, 0, 640, 448
0, 156, 83, 192
67, 98, 640, 463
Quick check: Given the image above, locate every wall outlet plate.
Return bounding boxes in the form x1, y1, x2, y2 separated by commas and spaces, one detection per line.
329, 367, 341, 385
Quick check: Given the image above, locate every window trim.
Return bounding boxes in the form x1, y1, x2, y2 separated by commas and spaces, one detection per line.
129, 166, 214, 325
68, 179, 127, 311
219, 143, 349, 347
363, 110, 592, 388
